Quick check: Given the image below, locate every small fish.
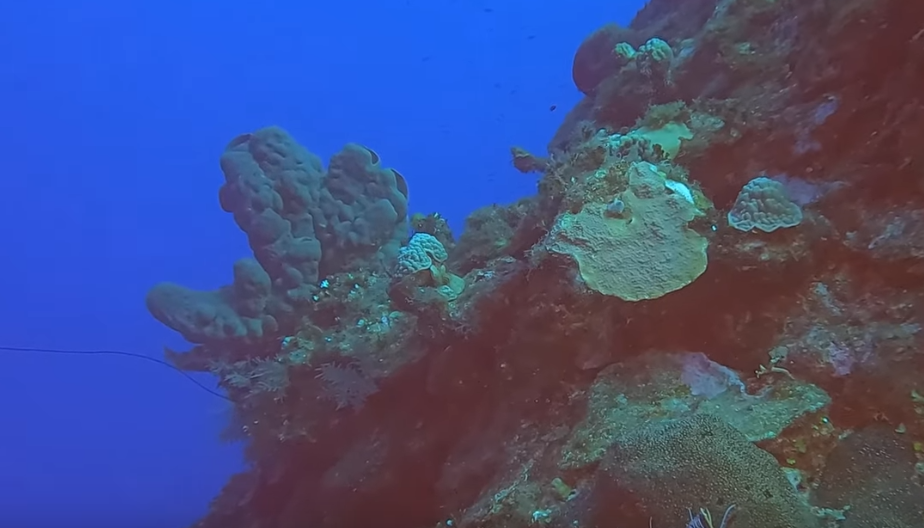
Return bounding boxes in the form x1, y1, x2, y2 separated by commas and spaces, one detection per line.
549, 104, 557, 112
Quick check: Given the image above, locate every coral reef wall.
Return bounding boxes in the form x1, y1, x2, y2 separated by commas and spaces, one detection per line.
147, 1, 924, 527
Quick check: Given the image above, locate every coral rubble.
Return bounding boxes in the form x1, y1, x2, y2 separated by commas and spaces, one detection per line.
148, 1, 924, 526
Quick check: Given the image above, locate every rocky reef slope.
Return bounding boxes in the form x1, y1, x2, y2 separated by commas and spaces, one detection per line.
148, 0, 924, 526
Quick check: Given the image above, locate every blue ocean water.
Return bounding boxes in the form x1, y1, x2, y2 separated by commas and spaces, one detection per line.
0, 1, 644, 526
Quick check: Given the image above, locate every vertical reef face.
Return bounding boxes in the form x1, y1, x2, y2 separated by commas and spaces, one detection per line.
147, 1, 924, 527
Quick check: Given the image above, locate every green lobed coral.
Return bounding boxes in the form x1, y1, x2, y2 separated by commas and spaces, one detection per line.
546, 161, 708, 301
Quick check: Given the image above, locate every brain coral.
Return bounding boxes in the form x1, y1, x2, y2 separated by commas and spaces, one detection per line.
728, 176, 803, 232
395, 232, 448, 278
545, 162, 708, 301
599, 414, 819, 528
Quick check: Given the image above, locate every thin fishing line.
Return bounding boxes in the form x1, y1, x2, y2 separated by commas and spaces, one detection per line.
0, 345, 232, 401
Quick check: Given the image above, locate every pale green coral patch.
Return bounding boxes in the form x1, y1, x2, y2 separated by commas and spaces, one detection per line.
630, 121, 693, 159
546, 162, 708, 301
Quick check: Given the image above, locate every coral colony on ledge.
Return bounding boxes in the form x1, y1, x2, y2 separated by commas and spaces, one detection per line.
146, 0, 924, 527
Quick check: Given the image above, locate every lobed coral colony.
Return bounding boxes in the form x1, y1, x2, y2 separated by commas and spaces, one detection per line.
147, 0, 924, 526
